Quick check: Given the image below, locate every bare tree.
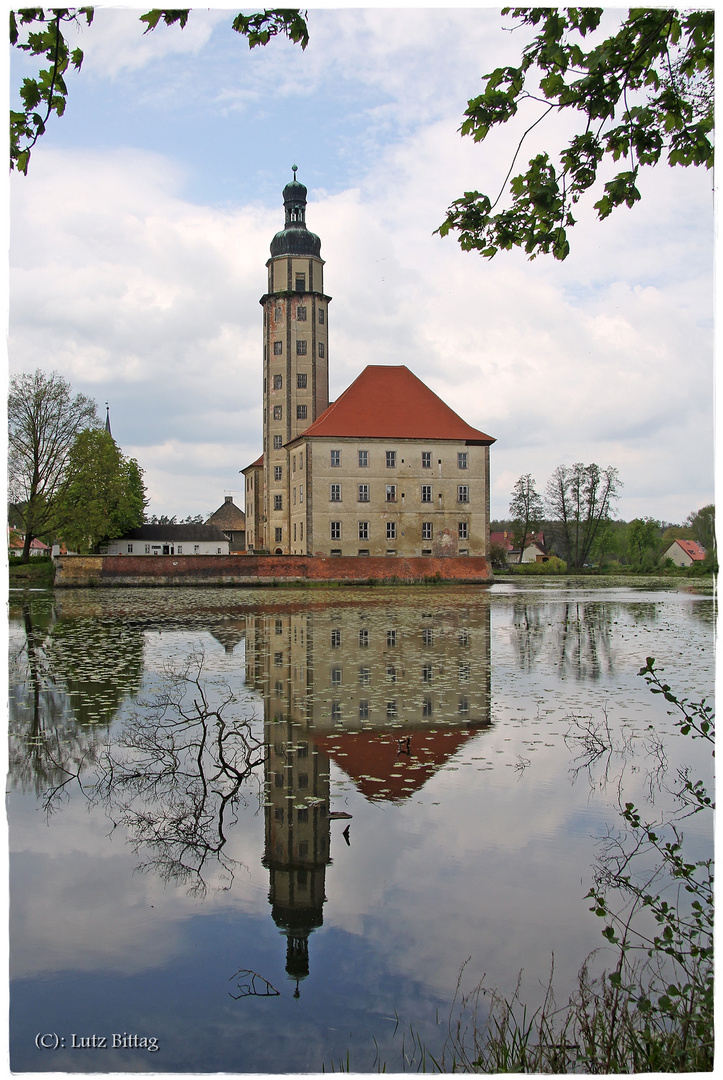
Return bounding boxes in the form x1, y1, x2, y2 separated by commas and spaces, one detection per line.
546, 463, 621, 569
8, 369, 98, 560
509, 474, 545, 564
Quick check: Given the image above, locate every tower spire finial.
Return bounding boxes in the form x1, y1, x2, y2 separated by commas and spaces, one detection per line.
292, 164, 298, 179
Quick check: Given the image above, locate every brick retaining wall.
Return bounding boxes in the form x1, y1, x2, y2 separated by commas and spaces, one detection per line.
53, 553, 493, 587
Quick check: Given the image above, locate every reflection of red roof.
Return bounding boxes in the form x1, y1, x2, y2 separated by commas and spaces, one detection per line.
290, 366, 495, 444
670, 539, 706, 561
312, 724, 489, 803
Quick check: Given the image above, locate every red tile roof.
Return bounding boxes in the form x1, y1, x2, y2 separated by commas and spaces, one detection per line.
291, 365, 495, 444
671, 538, 707, 561
242, 454, 264, 472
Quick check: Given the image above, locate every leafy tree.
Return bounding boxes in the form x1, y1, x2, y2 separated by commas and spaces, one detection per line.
509, 472, 545, 563
437, 8, 714, 260
8, 369, 99, 561
10, 7, 309, 173
627, 516, 661, 568
684, 503, 715, 554
546, 462, 621, 568
55, 429, 146, 552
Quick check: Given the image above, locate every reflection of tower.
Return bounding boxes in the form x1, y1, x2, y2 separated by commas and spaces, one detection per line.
251, 611, 332, 995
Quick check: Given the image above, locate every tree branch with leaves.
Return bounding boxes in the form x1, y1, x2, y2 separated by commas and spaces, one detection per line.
437, 8, 714, 260
10, 7, 309, 174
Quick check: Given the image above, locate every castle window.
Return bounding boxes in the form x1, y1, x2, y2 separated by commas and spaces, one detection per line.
297, 306, 307, 321
359, 700, 369, 720
297, 405, 307, 419
358, 449, 368, 467
299, 485, 304, 503
296, 340, 307, 355
386, 522, 396, 540
330, 484, 341, 502
422, 451, 431, 469
422, 664, 433, 683
423, 628, 433, 646
275, 304, 283, 321
274, 466, 282, 481
358, 521, 369, 540
358, 484, 369, 502
422, 522, 432, 540
423, 697, 433, 716
273, 340, 282, 355
458, 452, 468, 469
297, 373, 307, 389
459, 697, 469, 716
331, 666, 342, 686
359, 629, 369, 648
459, 628, 470, 647
274, 495, 283, 510
458, 485, 469, 503
295, 273, 305, 291
330, 521, 341, 540
331, 629, 341, 648
273, 435, 283, 449
386, 450, 396, 468
458, 521, 469, 539
386, 485, 397, 502
318, 342, 325, 357
275, 527, 283, 542
318, 308, 325, 324
359, 665, 370, 684
293, 522, 297, 540
300, 521, 303, 539
293, 488, 296, 505
273, 374, 283, 390
331, 449, 341, 467
421, 485, 432, 503
273, 405, 282, 420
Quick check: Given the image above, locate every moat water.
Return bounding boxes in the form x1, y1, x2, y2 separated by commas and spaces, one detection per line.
8, 580, 715, 1072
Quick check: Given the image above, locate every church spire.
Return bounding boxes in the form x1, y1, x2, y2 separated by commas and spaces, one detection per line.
105, 402, 112, 436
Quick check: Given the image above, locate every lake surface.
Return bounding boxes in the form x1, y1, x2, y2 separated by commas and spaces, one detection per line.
8, 580, 715, 1073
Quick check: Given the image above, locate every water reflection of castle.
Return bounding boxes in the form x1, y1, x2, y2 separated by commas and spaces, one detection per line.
246, 599, 491, 992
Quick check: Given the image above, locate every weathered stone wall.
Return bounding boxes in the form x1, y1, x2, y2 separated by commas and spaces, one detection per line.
53, 553, 493, 588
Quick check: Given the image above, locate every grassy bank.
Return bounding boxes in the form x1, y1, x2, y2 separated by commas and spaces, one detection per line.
8, 556, 55, 589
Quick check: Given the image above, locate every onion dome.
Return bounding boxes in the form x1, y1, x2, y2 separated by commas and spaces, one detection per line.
270, 165, 321, 258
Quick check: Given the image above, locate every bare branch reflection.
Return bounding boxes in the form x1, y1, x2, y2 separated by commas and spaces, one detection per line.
93, 650, 266, 897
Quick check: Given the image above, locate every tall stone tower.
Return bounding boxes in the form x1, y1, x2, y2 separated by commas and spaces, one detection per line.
260, 168, 331, 553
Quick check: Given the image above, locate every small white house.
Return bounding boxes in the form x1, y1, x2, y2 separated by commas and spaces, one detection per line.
102, 524, 230, 556
662, 538, 707, 567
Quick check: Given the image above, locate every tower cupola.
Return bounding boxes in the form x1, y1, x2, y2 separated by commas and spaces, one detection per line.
270, 166, 321, 258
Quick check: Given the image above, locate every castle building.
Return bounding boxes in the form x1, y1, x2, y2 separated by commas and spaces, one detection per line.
244, 172, 495, 558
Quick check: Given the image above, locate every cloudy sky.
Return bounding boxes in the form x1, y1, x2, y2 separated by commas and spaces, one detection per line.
9, 4, 714, 524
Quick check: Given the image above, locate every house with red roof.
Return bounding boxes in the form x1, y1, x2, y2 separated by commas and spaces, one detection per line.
243, 173, 495, 559
490, 529, 548, 564
662, 538, 707, 567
